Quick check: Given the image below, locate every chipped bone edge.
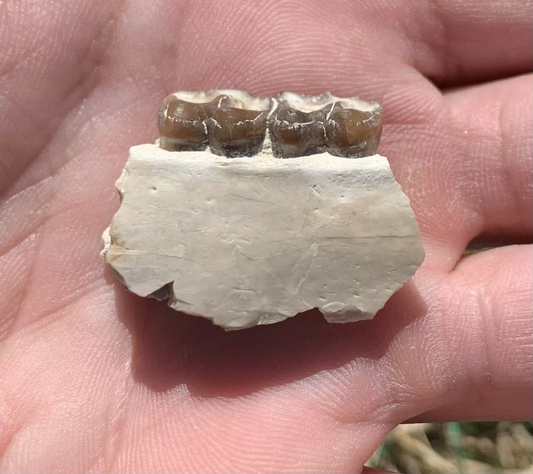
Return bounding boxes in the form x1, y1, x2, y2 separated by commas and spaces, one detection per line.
102, 231, 390, 331
101, 229, 296, 330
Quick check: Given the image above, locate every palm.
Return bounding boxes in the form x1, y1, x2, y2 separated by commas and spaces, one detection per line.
0, 0, 531, 472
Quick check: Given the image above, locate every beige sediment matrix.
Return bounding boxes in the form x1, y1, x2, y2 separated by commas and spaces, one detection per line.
102, 90, 424, 330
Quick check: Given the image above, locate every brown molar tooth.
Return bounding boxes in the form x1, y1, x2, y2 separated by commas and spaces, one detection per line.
325, 97, 383, 158
158, 94, 210, 152
204, 92, 271, 158
158, 90, 383, 158
268, 92, 332, 158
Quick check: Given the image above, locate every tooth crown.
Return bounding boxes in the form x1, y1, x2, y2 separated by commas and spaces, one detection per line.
205, 95, 270, 158
158, 90, 383, 158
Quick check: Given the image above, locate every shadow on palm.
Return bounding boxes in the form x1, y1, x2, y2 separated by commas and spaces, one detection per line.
111, 269, 427, 397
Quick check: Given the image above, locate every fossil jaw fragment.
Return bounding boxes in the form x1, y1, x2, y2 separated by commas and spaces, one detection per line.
158, 90, 383, 158
101, 89, 423, 330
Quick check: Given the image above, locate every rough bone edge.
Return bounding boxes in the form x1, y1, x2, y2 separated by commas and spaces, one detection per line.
101, 144, 425, 330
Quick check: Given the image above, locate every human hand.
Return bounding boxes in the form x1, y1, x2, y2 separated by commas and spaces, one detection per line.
0, 0, 531, 472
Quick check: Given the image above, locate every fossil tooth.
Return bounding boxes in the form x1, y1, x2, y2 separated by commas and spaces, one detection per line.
205, 91, 271, 158
268, 92, 332, 158
325, 98, 383, 158
158, 95, 209, 152
158, 90, 384, 158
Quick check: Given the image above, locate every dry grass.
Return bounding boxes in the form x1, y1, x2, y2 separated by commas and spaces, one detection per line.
367, 422, 533, 473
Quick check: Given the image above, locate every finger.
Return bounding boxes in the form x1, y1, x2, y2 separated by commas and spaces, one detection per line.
152, 0, 533, 92
385, 74, 533, 269
410, 245, 533, 423
444, 75, 533, 245
400, 0, 533, 86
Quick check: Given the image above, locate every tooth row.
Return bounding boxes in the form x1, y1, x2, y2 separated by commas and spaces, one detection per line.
158, 90, 383, 158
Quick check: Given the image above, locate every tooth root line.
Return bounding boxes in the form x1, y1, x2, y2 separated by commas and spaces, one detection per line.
158, 91, 382, 158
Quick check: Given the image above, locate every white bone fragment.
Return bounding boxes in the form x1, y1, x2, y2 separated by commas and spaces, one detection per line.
102, 144, 424, 330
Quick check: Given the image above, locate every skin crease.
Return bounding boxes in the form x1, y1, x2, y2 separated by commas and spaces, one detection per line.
0, 0, 531, 472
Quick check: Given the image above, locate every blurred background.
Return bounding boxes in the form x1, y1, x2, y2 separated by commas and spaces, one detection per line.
367, 421, 533, 473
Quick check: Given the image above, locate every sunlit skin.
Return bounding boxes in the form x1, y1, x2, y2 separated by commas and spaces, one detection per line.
0, 0, 531, 472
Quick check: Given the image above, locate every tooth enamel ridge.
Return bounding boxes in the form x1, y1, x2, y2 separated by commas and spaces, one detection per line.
158, 90, 383, 158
